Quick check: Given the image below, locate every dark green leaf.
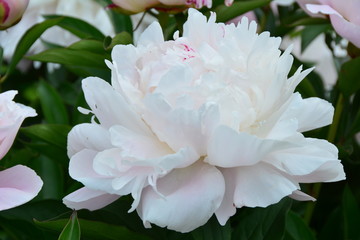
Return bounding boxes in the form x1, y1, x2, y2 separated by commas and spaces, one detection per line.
192, 216, 231, 240
215, 0, 271, 23
103, 32, 133, 51
58, 211, 81, 240
28, 48, 108, 68
338, 57, 360, 97
301, 24, 331, 53
68, 39, 106, 54
35, 218, 152, 240
284, 211, 316, 240
232, 198, 292, 240
21, 124, 71, 149
37, 81, 69, 124
44, 15, 105, 40
342, 186, 360, 240
289, 17, 329, 27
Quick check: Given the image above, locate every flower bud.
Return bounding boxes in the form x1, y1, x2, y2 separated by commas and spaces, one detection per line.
0, 0, 29, 30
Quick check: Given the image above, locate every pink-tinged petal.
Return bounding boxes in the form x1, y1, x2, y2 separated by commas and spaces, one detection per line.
232, 163, 299, 208
206, 125, 295, 168
215, 168, 236, 226
111, 0, 158, 13
63, 187, 119, 211
82, 77, 152, 136
143, 93, 219, 156
289, 190, 316, 201
137, 21, 164, 46
137, 162, 225, 233
306, 4, 342, 17
0, 0, 29, 29
69, 149, 114, 193
0, 165, 42, 211
224, 0, 233, 6
67, 123, 112, 158
330, 14, 360, 48
267, 137, 345, 182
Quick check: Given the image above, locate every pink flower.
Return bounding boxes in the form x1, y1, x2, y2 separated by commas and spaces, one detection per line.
111, 0, 229, 13
0, 0, 29, 30
63, 9, 344, 232
296, 0, 360, 48
0, 90, 43, 211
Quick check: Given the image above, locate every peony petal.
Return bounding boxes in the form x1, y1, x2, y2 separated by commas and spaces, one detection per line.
207, 125, 295, 167
63, 187, 120, 211
267, 137, 345, 182
288, 190, 316, 201
137, 21, 164, 46
137, 162, 225, 233
306, 4, 342, 17
0, 165, 43, 211
67, 123, 112, 158
330, 14, 360, 48
214, 168, 237, 226
82, 77, 152, 135
232, 163, 299, 208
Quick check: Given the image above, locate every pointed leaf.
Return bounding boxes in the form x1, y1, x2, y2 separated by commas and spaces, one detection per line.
284, 211, 316, 240
58, 211, 81, 240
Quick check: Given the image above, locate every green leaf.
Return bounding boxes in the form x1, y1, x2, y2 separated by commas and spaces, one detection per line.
103, 32, 133, 51
284, 211, 316, 240
215, 0, 271, 23
342, 186, 360, 240
35, 218, 152, 240
28, 48, 108, 68
338, 57, 360, 97
58, 212, 81, 240
37, 81, 69, 124
68, 39, 106, 54
44, 15, 105, 40
289, 17, 329, 27
300, 24, 331, 53
232, 198, 292, 240
192, 216, 231, 240
21, 124, 71, 149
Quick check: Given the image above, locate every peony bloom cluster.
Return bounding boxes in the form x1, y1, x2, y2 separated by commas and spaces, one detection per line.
111, 0, 233, 14
0, 0, 29, 30
296, 0, 360, 48
0, 91, 43, 211
63, 9, 345, 232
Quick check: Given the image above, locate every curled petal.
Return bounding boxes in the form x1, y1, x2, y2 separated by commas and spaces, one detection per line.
137, 162, 225, 233
0, 165, 43, 211
63, 187, 120, 211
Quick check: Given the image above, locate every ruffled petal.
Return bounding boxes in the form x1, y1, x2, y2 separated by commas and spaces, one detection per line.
232, 163, 299, 208
63, 187, 120, 211
0, 165, 43, 211
207, 125, 294, 167
137, 162, 225, 233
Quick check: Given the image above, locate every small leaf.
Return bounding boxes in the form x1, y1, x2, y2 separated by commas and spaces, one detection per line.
338, 57, 360, 97
35, 217, 152, 240
58, 211, 81, 240
68, 39, 106, 54
215, 0, 271, 23
37, 81, 69, 124
103, 32, 133, 51
300, 24, 331, 53
284, 211, 316, 240
289, 17, 329, 27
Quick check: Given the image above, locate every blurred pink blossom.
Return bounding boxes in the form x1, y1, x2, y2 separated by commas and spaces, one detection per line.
0, 0, 29, 30
0, 91, 43, 211
296, 0, 360, 48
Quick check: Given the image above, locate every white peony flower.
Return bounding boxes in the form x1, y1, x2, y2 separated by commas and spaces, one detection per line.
63, 9, 345, 232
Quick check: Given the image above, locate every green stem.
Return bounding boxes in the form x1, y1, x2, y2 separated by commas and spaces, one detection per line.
303, 93, 344, 225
